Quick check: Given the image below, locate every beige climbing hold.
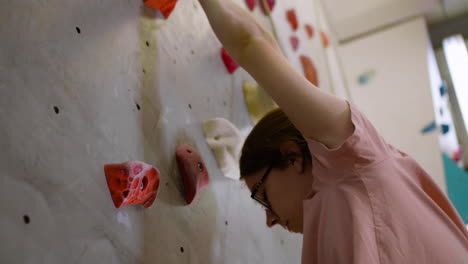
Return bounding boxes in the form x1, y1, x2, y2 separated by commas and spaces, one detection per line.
242, 81, 278, 124
202, 118, 244, 180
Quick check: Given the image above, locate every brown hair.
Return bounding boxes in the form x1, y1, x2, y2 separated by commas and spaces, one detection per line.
239, 108, 311, 179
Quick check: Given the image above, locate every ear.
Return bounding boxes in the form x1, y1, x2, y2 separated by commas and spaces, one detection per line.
280, 140, 304, 173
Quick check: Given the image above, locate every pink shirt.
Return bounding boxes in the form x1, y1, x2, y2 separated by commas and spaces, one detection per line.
302, 103, 468, 264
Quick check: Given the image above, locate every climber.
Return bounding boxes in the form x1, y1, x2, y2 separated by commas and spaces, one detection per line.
197, 0, 468, 263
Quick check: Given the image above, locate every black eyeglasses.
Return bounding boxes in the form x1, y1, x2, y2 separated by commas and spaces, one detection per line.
250, 163, 274, 211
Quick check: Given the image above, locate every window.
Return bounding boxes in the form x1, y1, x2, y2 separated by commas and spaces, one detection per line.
443, 35, 468, 132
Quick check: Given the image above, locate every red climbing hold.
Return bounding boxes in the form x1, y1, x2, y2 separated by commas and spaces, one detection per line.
286, 9, 298, 31
300, 55, 319, 87
176, 145, 210, 204
245, 0, 256, 11
452, 147, 463, 162
221, 47, 239, 74
104, 161, 160, 208
320, 31, 330, 48
305, 24, 314, 39
144, 0, 179, 18
260, 0, 275, 15
290, 36, 299, 51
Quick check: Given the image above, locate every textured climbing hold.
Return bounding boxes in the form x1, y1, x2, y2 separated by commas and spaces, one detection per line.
260, 0, 275, 15
104, 161, 160, 208
305, 24, 314, 39
203, 118, 244, 180
144, 0, 179, 18
243, 81, 277, 124
176, 145, 210, 204
320, 31, 330, 48
421, 121, 437, 134
286, 9, 298, 31
300, 55, 319, 86
245, 0, 256, 11
221, 47, 239, 74
290, 36, 299, 51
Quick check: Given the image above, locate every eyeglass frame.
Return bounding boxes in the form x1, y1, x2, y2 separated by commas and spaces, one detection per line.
250, 163, 274, 211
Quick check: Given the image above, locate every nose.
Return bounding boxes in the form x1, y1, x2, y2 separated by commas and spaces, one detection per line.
266, 210, 279, 228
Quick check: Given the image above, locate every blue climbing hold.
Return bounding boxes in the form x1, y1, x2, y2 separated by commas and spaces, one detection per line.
439, 83, 447, 97
421, 121, 437, 134
441, 124, 450, 134
358, 75, 369, 85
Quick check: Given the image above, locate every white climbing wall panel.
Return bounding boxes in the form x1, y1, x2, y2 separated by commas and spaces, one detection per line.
0, 0, 311, 263
269, 0, 333, 94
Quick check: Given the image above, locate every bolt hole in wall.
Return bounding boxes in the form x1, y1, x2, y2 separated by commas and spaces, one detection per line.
136, 103, 141, 111
180, 247, 184, 253
146, 41, 150, 47
23, 215, 30, 224
188, 104, 192, 109
75, 27, 81, 34
53, 106, 59, 114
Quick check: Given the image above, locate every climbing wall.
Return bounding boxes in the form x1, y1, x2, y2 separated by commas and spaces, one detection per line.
0, 0, 338, 263
269, 0, 332, 93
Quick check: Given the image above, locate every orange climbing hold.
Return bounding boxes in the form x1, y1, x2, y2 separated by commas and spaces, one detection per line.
320, 31, 330, 48
300, 55, 319, 87
286, 9, 298, 31
144, 0, 179, 18
104, 161, 160, 208
305, 24, 314, 39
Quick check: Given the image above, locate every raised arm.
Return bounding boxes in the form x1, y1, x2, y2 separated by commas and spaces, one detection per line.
198, 0, 354, 148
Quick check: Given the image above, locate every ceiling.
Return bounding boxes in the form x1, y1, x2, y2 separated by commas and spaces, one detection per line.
320, 0, 468, 42
427, 0, 468, 24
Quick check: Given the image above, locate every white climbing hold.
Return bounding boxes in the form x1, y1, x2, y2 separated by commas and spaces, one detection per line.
202, 118, 244, 180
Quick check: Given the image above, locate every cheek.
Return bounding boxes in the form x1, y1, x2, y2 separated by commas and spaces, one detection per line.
270, 172, 302, 212
269, 173, 304, 213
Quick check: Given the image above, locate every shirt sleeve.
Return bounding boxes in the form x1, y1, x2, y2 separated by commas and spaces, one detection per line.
305, 102, 391, 171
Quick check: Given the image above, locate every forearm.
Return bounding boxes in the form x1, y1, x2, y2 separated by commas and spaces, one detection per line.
198, 0, 277, 64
